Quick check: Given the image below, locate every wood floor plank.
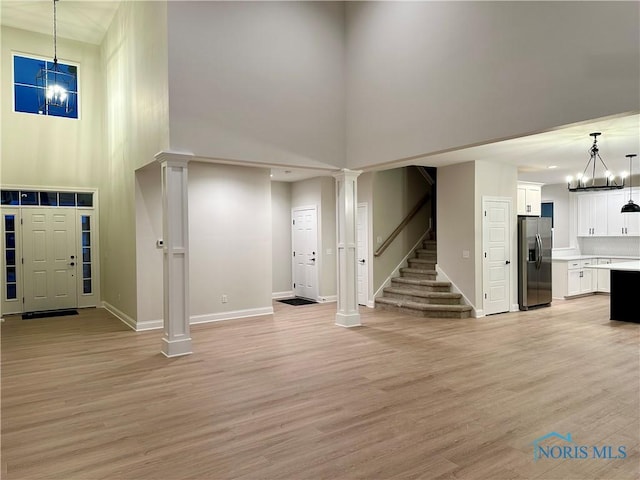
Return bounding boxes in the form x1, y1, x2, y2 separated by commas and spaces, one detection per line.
1, 296, 638, 479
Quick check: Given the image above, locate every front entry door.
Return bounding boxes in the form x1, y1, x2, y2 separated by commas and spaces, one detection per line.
292, 207, 318, 300
482, 198, 511, 315
22, 208, 78, 312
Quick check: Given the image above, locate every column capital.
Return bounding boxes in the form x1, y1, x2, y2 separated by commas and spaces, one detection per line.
155, 150, 194, 167
333, 168, 363, 181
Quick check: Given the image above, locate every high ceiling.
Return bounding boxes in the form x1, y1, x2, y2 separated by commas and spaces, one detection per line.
2, 2, 638, 185
1, 0, 120, 45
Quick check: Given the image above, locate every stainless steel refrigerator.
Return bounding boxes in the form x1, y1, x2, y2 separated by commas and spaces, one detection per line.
518, 216, 552, 310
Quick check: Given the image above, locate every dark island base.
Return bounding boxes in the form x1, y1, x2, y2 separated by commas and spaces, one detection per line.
610, 270, 640, 323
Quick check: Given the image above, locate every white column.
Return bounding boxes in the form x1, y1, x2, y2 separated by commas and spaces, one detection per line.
334, 169, 362, 327
156, 152, 193, 357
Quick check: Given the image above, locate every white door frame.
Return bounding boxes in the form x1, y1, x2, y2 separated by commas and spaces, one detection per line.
482, 196, 513, 316
291, 205, 319, 301
0, 187, 100, 315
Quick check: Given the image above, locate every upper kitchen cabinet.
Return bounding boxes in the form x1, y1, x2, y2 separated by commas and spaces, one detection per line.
577, 193, 608, 236
517, 182, 542, 216
576, 190, 639, 237
607, 191, 640, 236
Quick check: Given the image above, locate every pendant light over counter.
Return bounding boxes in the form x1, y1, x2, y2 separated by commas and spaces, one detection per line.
621, 154, 640, 213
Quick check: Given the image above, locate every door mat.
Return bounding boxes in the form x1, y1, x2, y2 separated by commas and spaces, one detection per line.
277, 298, 318, 306
23, 309, 79, 320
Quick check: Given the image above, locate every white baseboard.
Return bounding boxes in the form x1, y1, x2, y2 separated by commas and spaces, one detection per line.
511, 303, 520, 312
103, 303, 273, 331
136, 319, 163, 331
373, 229, 431, 299
102, 301, 138, 331
365, 300, 375, 309
317, 295, 337, 303
434, 265, 480, 317
190, 306, 274, 325
272, 291, 294, 300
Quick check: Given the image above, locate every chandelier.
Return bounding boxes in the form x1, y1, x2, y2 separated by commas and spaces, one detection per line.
35, 0, 75, 114
566, 133, 624, 192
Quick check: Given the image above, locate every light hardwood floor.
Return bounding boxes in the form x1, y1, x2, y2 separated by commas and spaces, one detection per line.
2, 296, 639, 479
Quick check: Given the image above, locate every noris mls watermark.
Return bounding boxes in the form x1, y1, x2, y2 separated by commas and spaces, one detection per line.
530, 432, 627, 462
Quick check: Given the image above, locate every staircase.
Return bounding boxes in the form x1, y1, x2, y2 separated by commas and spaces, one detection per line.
375, 240, 472, 319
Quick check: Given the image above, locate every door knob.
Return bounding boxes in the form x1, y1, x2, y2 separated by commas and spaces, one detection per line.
359, 259, 366, 264
311, 258, 316, 262
505, 260, 511, 265
69, 262, 75, 267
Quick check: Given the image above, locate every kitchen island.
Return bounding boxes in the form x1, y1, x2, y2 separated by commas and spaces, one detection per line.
587, 261, 640, 322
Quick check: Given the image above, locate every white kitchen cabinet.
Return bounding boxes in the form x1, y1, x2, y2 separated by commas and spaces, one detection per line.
577, 193, 608, 236
553, 258, 596, 298
517, 182, 542, 216
567, 269, 581, 296
596, 258, 611, 293
607, 191, 640, 236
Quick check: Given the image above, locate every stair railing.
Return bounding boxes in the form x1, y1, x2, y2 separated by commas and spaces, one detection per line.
374, 192, 430, 257
416, 166, 435, 186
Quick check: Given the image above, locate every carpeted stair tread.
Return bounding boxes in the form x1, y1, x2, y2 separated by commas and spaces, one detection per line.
375, 297, 472, 312
408, 258, 436, 265
400, 267, 438, 276
392, 277, 451, 288
383, 287, 461, 299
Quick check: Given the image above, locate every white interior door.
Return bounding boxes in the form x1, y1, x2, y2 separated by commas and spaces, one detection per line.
22, 208, 78, 312
292, 207, 318, 300
357, 204, 369, 306
483, 198, 511, 315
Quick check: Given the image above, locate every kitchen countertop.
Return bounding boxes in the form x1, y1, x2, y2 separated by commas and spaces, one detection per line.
585, 261, 640, 272
552, 255, 640, 261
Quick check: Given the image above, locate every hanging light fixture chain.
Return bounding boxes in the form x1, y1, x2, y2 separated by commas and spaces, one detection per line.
53, 0, 58, 64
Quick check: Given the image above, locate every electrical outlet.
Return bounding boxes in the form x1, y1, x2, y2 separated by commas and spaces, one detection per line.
462, 250, 470, 259
221, 294, 228, 303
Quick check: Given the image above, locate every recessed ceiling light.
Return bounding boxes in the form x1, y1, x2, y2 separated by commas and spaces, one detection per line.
284, 170, 291, 174
547, 165, 558, 169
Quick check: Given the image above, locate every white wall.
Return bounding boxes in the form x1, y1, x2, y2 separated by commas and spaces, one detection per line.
345, 1, 640, 168
134, 162, 273, 326
101, 1, 169, 320
371, 167, 431, 294
271, 181, 293, 296
135, 163, 163, 325
475, 161, 518, 313
291, 176, 337, 299
167, 1, 346, 169
189, 163, 272, 319
437, 162, 476, 307
1, 26, 103, 188
541, 183, 572, 249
